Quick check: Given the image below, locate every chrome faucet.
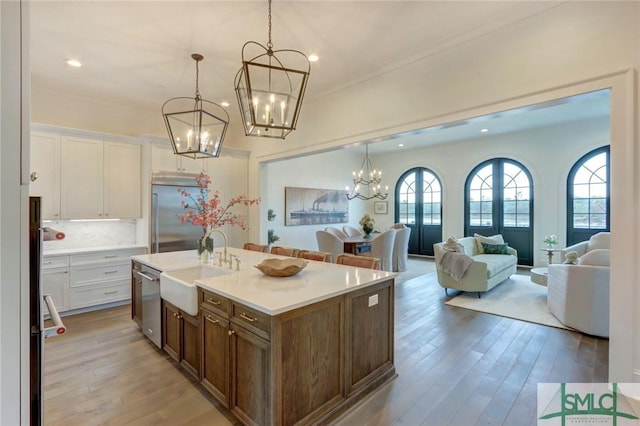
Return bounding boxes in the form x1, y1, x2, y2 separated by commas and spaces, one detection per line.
202, 228, 231, 267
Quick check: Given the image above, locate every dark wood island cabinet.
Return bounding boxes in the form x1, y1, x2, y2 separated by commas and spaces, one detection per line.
131, 248, 396, 426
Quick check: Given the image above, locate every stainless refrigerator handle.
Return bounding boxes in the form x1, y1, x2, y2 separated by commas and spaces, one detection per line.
42, 295, 66, 338
152, 192, 159, 253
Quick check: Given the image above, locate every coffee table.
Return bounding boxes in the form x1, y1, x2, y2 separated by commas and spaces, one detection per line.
530, 267, 548, 286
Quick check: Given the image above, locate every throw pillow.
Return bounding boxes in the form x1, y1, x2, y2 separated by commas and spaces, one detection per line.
563, 251, 579, 264
578, 249, 610, 266
442, 236, 465, 254
480, 242, 509, 255
474, 233, 504, 254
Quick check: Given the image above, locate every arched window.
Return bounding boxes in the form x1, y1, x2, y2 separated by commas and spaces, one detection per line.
567, 146, 610, 245
395, 167, 442, 256
465, 158, 533, 266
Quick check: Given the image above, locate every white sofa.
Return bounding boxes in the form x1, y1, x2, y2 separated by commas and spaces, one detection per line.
434, 236, 517, 296
547, 232, 610, 337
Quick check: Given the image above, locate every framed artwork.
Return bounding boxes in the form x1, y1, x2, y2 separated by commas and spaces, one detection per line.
285, 187, 349, 226
374, 201, 388, 215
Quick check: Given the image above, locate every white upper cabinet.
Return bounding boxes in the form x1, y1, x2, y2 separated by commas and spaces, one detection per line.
60, 136, 104, 219
58, 135, 141, 219
152, 143, 207, 174
29, 132, 61, 220
104, 142, 141, 218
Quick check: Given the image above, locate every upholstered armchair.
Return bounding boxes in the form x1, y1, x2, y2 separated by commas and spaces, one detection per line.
547, 247, 610, 337
561, 231, 610, 259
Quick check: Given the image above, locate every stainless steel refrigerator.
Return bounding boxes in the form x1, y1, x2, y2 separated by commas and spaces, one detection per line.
29, 197, 66, 425
150, 171, 203, 253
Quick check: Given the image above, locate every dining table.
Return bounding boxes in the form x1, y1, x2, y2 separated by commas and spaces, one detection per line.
342, 233, 379, 254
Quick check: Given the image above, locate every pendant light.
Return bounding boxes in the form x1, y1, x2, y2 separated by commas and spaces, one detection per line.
234, 0, 311, 139
346, 145, 388, 200
162, 54, 229, 158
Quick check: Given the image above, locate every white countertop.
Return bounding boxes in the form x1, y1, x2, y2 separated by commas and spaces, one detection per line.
132, 248, 396, 315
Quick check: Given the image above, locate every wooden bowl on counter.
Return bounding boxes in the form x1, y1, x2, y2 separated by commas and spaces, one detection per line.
254, 258, 308, 277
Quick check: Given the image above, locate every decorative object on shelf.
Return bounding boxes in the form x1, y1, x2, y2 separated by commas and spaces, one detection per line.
267, 229, 280, 246
359, 213, 375, 238
254, 258, 308, 277
177, 172, 260, 259
162, 53, 229, 159
267, 208, 279, 246
234, 0, 311, 139
543, 234, 558, 249
346, 145, 388, 200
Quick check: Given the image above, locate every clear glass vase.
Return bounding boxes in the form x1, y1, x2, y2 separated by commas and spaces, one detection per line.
198, 237, 214, 261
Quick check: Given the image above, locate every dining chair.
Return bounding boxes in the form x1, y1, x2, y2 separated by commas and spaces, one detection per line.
297, 250, 332, 262
324, 226, 348, 239
392, 227, 412, 272
315, 230, 344, 262
336, 254, 380, 270
243, 243, 269, 253
270, 246, 299, 257
342, 225, 364, 237
360, 229, 395, 271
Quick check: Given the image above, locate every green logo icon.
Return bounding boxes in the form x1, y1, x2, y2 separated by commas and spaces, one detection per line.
539, 383, 639, 425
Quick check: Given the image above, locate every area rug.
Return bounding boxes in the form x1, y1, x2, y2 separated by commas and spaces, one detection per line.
445, 274, 570, 330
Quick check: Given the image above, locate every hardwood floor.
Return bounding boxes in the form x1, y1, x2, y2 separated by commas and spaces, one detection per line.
44, 262, 608, 426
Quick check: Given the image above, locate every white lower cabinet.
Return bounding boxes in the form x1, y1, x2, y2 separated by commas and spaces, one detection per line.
42, 255, 70, 314
46, 247, 146, 312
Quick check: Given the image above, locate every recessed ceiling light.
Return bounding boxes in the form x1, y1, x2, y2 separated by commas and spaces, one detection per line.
481, 128, 489, 133
221, 101, 230, 107
398, 143, 404, 147
65, 59, 82, 68
308, 54, 319, 62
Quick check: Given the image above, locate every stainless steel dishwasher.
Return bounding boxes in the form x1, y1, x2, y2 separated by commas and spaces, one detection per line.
134, 264, 162, 348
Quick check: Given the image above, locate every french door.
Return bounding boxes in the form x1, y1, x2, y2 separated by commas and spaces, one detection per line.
395, 167, 442, 256
464, 158, 533, 266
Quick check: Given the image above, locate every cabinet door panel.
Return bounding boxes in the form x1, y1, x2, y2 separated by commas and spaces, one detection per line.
162, 301, 180, 361
104, 142, 141, 218
42, 269, 69, 313
230, 324, 270, 426
60, 137, 103, 219
181, 312, 200, 378
202, 309, 230, 407
30, 132, 61, 220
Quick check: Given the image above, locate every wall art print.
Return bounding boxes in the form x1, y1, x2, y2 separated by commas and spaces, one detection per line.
285, 187, 349, 226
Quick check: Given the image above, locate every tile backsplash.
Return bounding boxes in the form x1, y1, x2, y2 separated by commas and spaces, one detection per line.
42, 219, 139, 251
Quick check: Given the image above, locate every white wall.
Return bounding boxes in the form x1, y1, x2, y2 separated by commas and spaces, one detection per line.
0, 1, 29, 423
262, 149, 371, 250
261, 117, 610, 265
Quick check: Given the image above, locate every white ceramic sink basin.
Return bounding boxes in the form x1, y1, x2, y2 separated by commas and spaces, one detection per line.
160, 265, 231, 316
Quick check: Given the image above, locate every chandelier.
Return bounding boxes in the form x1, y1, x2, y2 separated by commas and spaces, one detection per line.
162, 54, 229, 158
346, 145, 388, 200
234, 0, 311, 139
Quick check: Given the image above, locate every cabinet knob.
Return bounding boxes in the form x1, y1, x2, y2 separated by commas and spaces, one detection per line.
30, 172, 38, 182
228, 330, 235, 336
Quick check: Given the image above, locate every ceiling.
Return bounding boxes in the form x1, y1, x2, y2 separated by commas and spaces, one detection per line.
29, 1, 609, 151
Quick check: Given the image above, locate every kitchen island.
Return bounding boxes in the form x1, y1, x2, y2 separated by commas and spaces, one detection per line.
131, 248, 396, 426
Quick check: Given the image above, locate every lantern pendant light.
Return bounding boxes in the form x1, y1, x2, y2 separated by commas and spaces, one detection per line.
162, 54, 229, 158
234, 0, 311, 139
